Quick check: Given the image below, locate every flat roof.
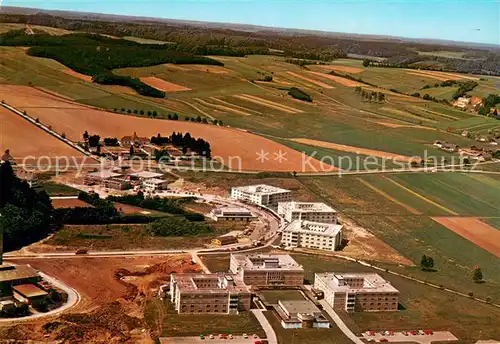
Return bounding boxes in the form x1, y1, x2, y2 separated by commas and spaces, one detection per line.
231, 254, 303, 271
87, 170, 122, 179
0, 264, 39, 283
129, 171, 163, 179
284, 220, 343, 237
143, 178, 167, 184
315, 272, 399, 294
212, 207, 255, 216
279, 201, 336, 213
232, 184, 291, 195
279, 299, 321, 315
13, 284, 48, 298
171, 273, 250, 294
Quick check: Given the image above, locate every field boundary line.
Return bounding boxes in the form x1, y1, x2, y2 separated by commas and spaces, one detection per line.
237, 94, 303, 113
193, 98, 253, 116
385, 178, 459, 215
209, 97, 262, 115
356, 178, 422, 215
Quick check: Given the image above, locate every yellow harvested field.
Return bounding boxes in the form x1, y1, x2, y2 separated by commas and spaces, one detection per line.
139, 77, 191, 92
286, 71, 335, 89
64, 69, 92, 82
0, 85, 326, 172
194, 98, 252, 116
209, 97, 261, 115
308, 71, 364, 87
374, 121, 433, 130
380, 107, 437, 123
405, 69, 480, 81
291, 138, 416, 162
316, 65, 363, 73
233, 94, 303, 114
103, 85, 138, 95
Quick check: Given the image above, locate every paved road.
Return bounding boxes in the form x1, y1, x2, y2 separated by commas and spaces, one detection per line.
319, 300, 364, 344
251, 310, 277, 344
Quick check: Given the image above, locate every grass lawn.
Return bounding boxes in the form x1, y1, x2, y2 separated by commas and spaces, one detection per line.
145, 298, 265, 338
199, 254, 230, 273
290, 254, 500, 343
259, 290, 305, 304
38, 182, 81, 196
42, 225, 212, 251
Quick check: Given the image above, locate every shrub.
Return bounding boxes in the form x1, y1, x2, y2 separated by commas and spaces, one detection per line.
288, 87, 312, 102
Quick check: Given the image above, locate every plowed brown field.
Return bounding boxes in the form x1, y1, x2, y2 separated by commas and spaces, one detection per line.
0, 85, 324, 172
431, 217, 500, 257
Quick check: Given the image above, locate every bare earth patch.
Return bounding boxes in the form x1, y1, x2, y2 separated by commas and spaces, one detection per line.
140, 76, 191, 92
308, 71, 365, 87
291, 138, 416, 162
52, 198, 92, 209
286, 71, 335, 89
431, 217, 500, 257
64, 69, 93, 82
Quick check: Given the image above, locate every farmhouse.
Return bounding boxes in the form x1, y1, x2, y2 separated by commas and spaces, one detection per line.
229, 254, 304, 287
120, 132, 148, 147
276, 300, 330, 329
314, 272, 399, 313
281, 220, 343, 251
169, 273, 251, 314
440, 143, 459, 152
209, 206, 257, 222
231, 184, 292, 208
278, 201, 337, 224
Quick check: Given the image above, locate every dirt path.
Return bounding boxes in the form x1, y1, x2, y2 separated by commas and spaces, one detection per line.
233, 94, 302, 114
356, 178, 422, 215
174, 99, 216, 120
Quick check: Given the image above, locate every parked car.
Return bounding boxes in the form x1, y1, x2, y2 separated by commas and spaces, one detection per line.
424, 330, 434, 335
75, 249, 88, 255
199, 334, 205, 340
209, 334, 214, 339
379, 339, 388, 343
402, 331, 408, 336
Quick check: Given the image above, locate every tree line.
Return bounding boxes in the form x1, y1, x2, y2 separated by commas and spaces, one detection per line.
288, 87, 312, 102
151, 132, 212, 158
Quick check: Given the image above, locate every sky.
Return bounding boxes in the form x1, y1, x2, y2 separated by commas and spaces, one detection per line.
3, 0, 500, 45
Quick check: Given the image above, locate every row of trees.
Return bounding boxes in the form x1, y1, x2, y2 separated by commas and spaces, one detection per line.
288, 87, 312, 102
354, 87, 386, 102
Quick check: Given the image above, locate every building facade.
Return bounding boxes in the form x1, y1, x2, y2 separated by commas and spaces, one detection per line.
277, 201, 337, 223
142, 178, 169, 191
230, 185, 292, 208
170, 273, 251, 314
229, 254, 304, 287
277, 300, 330, 329
209, 207, 257, 222
281, 220, 343, 251
314, 273, 399, 312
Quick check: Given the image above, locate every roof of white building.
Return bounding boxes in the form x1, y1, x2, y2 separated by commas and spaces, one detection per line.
129, 171, 164, 179
279, 201, 336, 213
87, 170, 122, 179
231, 254, 303, 271
143, 178, 167, 185
315, 272, 399, 293
232, 184, 291, 195
284, 220, 342, 237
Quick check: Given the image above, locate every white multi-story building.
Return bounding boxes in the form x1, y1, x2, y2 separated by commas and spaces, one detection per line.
230, 184, 292, 208
314, 273, 399, 312
142, 178, 169, 191
278, 201, 337, 223
281, 220, 343, 251
209, 207, 257, 222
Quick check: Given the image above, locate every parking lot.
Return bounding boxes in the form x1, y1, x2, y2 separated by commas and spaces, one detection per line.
362, 331, 457, 343
160, 335, 265, 344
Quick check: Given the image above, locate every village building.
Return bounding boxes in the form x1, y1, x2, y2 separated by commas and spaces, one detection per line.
142, 178, 169, 191
229, 254, 304, 287
128, 171, 164, 181
209, 207, 257, 222
440, 143, 459, 152
454, 97, 471, 109
120, 132, 149, 147
12, 284, 49, 308
0, 264, 41, 297
169, 273, 251, 314
276, 300, 330, 329
83, 170, 122, 185
314, 272, 399, 313
230, 184, 292, 208
281, 220, 343, 251
278, 201, 337, 224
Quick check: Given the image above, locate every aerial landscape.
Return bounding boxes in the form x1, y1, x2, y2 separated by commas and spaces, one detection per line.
0, 1, 499, 343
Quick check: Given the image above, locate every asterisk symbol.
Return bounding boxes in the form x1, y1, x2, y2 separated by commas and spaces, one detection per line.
274, 150, 288, 163
256, 149, 270, 163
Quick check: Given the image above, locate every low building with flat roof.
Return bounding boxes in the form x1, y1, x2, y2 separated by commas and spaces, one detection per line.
12, 284, 49, 308
0, 264, 41, 296
142, 178, 169, 191
84, 170, 122, 185
230, 184, 292, 208
209, 206, 257, 222
281, 220, 343, 251
230, 254, 304, 287
278, 201, 337, 224
276, 299, 330, 329
128, 171, 164, 180
314, 272, 399, 312
211, 235, 238, 246
170, 273, 251, 314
